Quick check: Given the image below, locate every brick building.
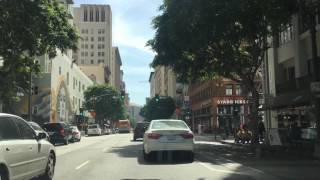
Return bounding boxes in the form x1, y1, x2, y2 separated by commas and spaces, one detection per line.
189, 78, 250, 133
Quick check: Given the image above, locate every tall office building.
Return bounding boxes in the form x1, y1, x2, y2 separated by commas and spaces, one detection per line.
73, 4, 113, 85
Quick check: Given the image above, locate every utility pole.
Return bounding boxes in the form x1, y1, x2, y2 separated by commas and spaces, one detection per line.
28, 67, 32, 121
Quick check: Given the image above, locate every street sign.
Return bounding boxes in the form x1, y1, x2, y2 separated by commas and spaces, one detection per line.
311, 82, 320, 93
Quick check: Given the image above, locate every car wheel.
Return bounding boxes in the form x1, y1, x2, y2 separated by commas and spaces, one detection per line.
41, 152, 55, 180
64, 139, 68, 145
143, 148, 150, 161
0, 167, 9, 180
186, 152, 194, 162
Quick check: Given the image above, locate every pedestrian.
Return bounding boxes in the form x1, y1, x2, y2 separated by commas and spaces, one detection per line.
258, 121, 266, 142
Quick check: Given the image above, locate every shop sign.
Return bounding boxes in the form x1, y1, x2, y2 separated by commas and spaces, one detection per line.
217, 99, 248, 105
311, 82, 320, 93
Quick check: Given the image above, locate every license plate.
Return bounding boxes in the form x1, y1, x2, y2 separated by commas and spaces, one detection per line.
48, 132, 54, 135
167, 135, 176, 141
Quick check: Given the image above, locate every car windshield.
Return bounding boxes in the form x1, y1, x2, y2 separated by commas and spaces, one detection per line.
42, 124, 62, 131
151, 121, 188, 130
88, 125, 98, 129
29, 122, 43, 131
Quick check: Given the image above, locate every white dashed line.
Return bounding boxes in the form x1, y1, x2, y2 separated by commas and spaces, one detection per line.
75, 161, 90, 170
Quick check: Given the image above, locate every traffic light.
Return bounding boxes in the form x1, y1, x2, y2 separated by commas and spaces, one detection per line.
155, 94, 160, 102
120, 90, 125, 100
79, 107, 84, 116
32, 86, 39, 95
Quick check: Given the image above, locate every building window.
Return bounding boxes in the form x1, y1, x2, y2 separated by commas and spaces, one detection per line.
98, 52, 101, 56
91, 52, 94, 57
90, 7, 93, 21
98, 60, 101, 64
235, 85, 241, 95
59, 67, 61, 75
101, 37, 105, 41
101, 52, 104, 56
101, 8, 105, 22
102, 29, 105, 34
91, 60, 94, 64
84, 44, 88, 49
84, 52, 88, 56
81, 44, 84, 48
79, 81, 81, 92
81, 52, 84, 56
91, 44, 94, 49
91, 37, 94, 42
81, 59, 84, 64
82, 85, 85, 91
95, 8, 99, 22
84, 8, 88, 21
279, 24, 294, 46
226, 85, 233, 95
85, 36, 88, 41
98, 44, 101, 49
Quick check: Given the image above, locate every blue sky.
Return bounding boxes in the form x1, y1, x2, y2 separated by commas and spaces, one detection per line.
74, 0, 162, 106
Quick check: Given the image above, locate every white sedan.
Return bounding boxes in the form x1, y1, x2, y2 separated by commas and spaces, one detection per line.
0, 113, 56, 180
87, 124, 102, 136
143, 119, 195, 162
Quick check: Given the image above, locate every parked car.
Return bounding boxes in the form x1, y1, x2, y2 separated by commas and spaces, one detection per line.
0, 113, 56, 180
70, 126, 81, 142
42, 122, 72, 145
28, 121, 50, 141
87, 124, 102, 136
133, 122, 150, 141
143, 119, 195, 162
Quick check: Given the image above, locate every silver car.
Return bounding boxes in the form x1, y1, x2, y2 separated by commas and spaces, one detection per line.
0, 113, 56, 180
143, 119, 195, 162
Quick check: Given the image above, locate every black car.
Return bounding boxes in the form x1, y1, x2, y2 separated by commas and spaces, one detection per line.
42, 122, 72, 145
133, 122, 150, 141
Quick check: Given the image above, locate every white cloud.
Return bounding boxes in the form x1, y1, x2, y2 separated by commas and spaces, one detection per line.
113, 17, 155, 55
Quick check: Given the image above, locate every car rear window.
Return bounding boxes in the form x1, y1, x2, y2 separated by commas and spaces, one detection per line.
88, 125, 98, 129
151, 121, 188, 130
42, 123, 63, 131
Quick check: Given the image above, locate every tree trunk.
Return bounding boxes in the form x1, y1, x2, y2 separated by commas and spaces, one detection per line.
249, 87, 260, 144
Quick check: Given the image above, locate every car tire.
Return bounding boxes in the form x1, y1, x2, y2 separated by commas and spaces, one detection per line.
0, 166, 9, 180
143, 148, 150, 162
41, 152, 55, 180
64, 139, 68, 145
186, 152, 194, 162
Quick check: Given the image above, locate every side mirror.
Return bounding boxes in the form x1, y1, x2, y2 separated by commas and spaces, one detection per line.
37, 132, 47, 140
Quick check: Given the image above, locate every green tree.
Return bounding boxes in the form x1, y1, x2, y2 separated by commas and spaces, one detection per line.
148, 0, 297, 143
83, 84, 125, 125
0, 0, 79, 112
140, 96, 176, 121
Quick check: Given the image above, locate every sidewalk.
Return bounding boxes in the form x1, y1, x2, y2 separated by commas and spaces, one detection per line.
195, 133, 235, 144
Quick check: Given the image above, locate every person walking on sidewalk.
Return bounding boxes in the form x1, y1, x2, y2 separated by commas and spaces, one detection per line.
258, 121, 266, 143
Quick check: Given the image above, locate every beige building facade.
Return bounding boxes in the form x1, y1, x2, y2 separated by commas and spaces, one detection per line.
73, 4, 113, 85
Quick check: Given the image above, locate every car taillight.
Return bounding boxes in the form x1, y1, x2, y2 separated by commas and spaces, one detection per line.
60, 129, 65, 136
147, 133, 161, 139
181, 132, 194, 139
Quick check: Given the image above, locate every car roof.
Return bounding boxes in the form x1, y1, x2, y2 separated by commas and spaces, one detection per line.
151, 119, 184, 122
0, 113, 22, 119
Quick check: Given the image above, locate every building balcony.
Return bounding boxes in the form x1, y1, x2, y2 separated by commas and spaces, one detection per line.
276, 75, 312, 95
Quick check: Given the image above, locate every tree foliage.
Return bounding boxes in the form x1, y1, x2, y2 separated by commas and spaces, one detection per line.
83, 84, 125, 125
139, 96, 176, 121
0, 0, 79, 111
148, 0, 297, 143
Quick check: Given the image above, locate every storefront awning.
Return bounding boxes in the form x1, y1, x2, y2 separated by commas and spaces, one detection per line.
268, 90, 311, 109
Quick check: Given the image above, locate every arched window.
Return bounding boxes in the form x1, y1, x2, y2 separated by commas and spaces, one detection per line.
84, 7, 87, 21
101, 7, 105, 22
95, 7, 99, 22
89, 7, 93, 22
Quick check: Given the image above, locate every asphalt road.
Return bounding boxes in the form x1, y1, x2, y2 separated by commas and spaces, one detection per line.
52, 134, 289, 180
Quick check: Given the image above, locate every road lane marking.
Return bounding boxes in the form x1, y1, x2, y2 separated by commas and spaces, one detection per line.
197, 161, 247, 175
75, 161, 90, 170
